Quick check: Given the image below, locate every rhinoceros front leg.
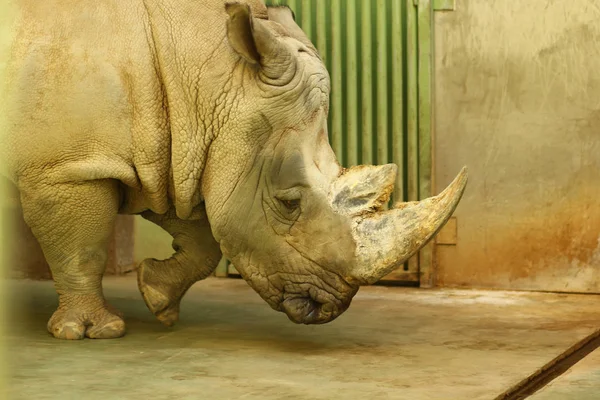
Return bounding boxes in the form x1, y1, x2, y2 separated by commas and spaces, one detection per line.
19, 178, 125, 340
137, 207, 221, 326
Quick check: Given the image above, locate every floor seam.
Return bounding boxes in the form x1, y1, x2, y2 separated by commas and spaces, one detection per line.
494, 328, 600, 400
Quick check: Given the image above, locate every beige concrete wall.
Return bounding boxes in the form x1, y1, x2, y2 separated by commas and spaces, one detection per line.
433, 0, 600, 292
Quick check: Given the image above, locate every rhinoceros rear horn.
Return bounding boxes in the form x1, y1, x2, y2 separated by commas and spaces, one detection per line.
225, 3, 261, 64
329, 164, 398, 216
225, 2, 294, 79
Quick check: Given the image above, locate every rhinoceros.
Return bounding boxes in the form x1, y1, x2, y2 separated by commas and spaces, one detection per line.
0, 0, 467, 340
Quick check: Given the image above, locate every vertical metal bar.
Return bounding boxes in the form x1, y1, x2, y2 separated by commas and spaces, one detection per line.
376, 0, 388, 165
417, 0, 434, 287
361, 0, 373, 165
346, 0, 358, 166
407, 0, 419, 203
406, 0, 420, 275
301, 0, 312, 41
331, 0, 343, 160
391, 0, 404, 202
316, 0, 327, 66
418, 1, 432, 202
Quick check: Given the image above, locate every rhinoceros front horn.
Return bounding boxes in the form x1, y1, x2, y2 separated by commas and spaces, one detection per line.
348, 167, 468, 285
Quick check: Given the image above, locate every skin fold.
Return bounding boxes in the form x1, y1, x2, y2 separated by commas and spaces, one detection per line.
0, 0, 466, 339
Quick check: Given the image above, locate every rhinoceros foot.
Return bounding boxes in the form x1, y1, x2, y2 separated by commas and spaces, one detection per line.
47, 295, 126, 340
137, 258, 183, 327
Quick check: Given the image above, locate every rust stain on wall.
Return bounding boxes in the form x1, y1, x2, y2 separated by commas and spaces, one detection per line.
438, 188, 600, 292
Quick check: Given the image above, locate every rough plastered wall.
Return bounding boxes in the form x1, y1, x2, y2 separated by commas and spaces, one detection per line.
433, 0, 600, 292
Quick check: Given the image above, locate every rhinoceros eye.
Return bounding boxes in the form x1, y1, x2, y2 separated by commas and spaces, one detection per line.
279, 198, 300, 211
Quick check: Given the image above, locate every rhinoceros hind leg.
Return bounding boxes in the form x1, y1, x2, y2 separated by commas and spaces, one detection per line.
19, 178, 124, 339
137, 208, 221, 327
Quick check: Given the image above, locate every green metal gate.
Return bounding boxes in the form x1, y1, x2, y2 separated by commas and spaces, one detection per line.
217, 0, 448, 286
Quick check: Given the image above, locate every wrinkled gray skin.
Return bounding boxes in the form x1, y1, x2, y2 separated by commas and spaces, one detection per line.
0, 0, 467, 339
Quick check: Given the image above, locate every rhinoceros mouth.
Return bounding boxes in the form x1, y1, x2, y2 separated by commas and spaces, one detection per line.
281, 296, 347, 324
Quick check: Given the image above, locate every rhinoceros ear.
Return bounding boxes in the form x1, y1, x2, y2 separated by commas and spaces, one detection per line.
225, 3, 261, 64
226, 2, 294, 79
328, 164, 398, 217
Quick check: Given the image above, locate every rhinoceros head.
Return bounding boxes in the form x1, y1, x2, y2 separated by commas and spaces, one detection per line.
201, 3, 468, 324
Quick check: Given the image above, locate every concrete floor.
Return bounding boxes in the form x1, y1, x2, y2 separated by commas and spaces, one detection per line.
4, 275, 600, 400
